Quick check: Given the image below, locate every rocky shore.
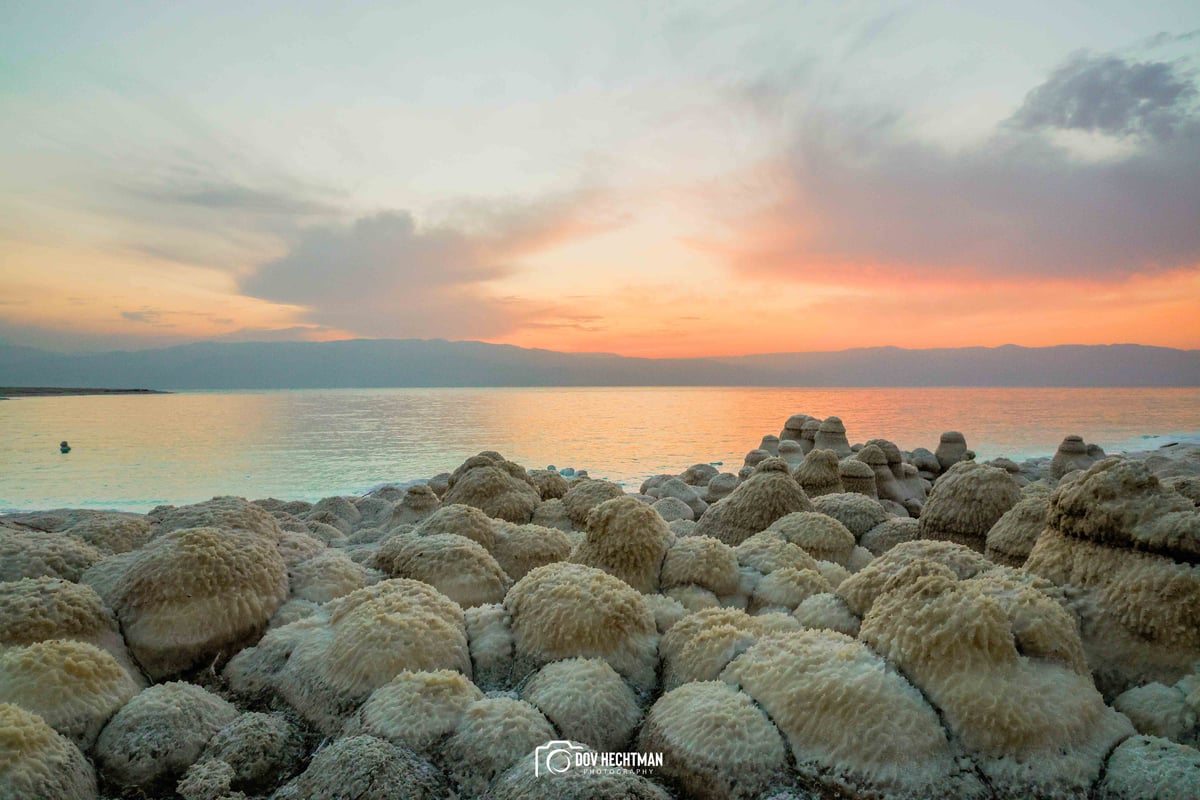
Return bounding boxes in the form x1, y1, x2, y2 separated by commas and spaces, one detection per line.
1, 415, 1198, 799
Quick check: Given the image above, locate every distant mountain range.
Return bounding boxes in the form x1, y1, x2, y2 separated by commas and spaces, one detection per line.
1, 340, 1197, 389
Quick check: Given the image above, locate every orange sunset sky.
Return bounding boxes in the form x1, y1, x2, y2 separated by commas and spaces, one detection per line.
2, 3, 1199, 358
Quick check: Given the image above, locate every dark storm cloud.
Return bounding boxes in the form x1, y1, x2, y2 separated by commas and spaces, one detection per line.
1009, 52, 1198, 140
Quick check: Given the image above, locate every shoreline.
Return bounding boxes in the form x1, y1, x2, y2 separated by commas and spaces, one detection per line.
0, 386, 171, 398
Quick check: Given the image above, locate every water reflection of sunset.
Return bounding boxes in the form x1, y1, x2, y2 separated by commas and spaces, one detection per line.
4, 387, 1197, 512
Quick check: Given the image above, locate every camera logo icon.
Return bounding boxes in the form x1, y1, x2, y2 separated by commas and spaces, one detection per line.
534, 740, 585, 776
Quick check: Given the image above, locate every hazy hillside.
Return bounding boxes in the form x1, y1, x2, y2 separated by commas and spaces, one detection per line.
1, 340, 1197, 389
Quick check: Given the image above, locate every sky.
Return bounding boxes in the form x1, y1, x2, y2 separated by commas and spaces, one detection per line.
1, 1, 1198, 358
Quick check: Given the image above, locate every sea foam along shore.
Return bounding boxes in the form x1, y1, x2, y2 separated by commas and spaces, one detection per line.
1, 416, 1198, 800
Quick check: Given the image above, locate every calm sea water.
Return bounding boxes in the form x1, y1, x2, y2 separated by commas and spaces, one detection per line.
2, 387, 1198, 513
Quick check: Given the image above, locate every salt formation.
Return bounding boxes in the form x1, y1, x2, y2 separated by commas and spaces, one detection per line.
779, 413, 812, 442
5, 426, 1200, 799
0, 577, 139, 680
0, 703, 97, 800
813, 416, 852, 457
792, 449, 844, 497
0, 527, 102, 582
350, 669, 483, 752
722, 629, 975, 798
445, 697, 556, 798
811, 492, 889, 539
918, 461, 1021, 552
521, 657, 642, 752
442, 452, 541, 523
1050, 434, 1104, 481
764, 512, 856, 566
270, 734, 448, 800
639, 681, 787, 799
934, 430, 971, 471
860, 569, 1134, 797
110, 525, 289, 679
695, 458, 813, 546
570, 496, 673, 593
1026, 457, 1200, 695
984, 487, 1050, 566
387, 484, 441, 527
837, 458, 877, 498
561, 479, 625, 526
371, 531, 510, 607
660, 535, 741, 599
0, 640, 138, 750
94, 682, 238, 792
506, 562, 658, 690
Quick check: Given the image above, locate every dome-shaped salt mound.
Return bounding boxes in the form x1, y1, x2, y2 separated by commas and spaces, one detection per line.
659, 606, 799, 690
659, 535, 740, 598
528, 469, 570, 500
491, 521, 573, 580
225, 580, 470, 734
0, 528, 102, 582
1098, 734, 1200, 800
859, 517, 919, 556
694, 458, 813, 546
638, 681, 787, 800
571, 496, 673, 593
0, 640, 138, 750
837, 458, 877, 498
290, 548, 374, 603
836, 539, 993, 617
324, 580, 470, 695
445, 697, 556, 798
779, 413, 812, 442
984, 491, 1050, 567
934, 431, 970, 472
506, 562, 658, 691
860, 573, 1134, 796
410, 503, 496, 549
521, 658, 641, 752
561, 479, 626, 527
110, 525, 289, 679
443, 453, 542, 524
1026, 458, 1200, 695
1050, 435, 1104, 481
387, 484, 442, 528
768, 513, 864, 563
735, 531, 820, 575
150, 495, 283, 542
792, 449, 843, 498
918, 461, 1021, 552
372, 531, 510, 608
0, 703, 97, 800
1112, 683, 1197, 743
813, 416, 851, 458
196, 711, 303, 795
94, 681, 238, 792
271, 734, 448, 800
351, 669, 484, 753
720, 629, 973, 798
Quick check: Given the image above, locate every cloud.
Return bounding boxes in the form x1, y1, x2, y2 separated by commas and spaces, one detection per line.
1008, 52, 1198, 140
239, 193, 604, 339
120, 308, 162, 324
129, 179, 338, 216
703, 48, 1200, 283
